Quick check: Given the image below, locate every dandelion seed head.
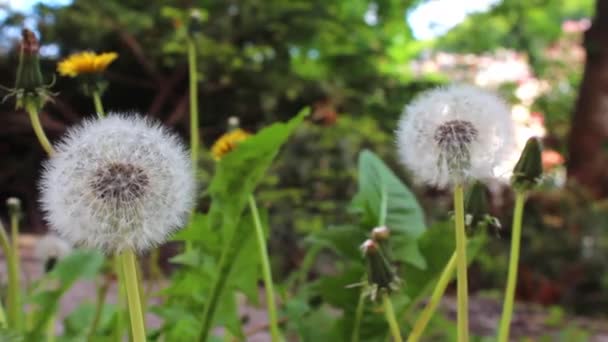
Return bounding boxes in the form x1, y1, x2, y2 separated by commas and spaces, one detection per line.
40, 114, 195, 254
397, 84, 515, 187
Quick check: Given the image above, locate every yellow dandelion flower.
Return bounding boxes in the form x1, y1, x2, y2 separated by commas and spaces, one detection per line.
57, 51, 118, 77
211, 129, 250, 160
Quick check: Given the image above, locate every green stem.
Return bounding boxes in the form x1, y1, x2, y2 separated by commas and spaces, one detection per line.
186, 37, 200, 253
113, 256, 126, 342
8, 214, 21, 331
248, 196, 281, 342
92, 91, 106, 118
120, 250, 147, 342
0, 223, 11, 329
47, 314, 56, 342
383, 295, 403, 342
453, 184, 469, 342
497, 191, 526, 342
198, 240, 237, 342
407, 252, 457, 342
25, 103, 54, 155
188, 38, 200, 164
87, 277, 110, 341
351, 291, 366, 342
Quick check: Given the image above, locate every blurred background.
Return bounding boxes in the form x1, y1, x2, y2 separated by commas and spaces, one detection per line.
1, 0, 607, 333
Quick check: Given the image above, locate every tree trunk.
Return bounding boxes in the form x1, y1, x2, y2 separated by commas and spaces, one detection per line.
568, 0, 608, 197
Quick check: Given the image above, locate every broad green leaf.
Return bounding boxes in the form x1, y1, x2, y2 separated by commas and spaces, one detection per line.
352, 150, 425, 239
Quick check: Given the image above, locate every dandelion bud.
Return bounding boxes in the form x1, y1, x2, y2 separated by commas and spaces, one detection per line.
40, 114, 195, 254
227, 116, 240, 130
397, 84, 515, 187
371, 226, 390, 241
360, 239, 401, 301
6, 197, 22, 219
188, 9, 205, 35
464, 182, 500, 231
511, 137, 543, 191
10, 29, 53, 111
35, 234, 72, 272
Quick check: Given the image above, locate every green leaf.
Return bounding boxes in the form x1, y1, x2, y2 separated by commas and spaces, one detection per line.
352, 150, 425, 239
209, 107, 309, 244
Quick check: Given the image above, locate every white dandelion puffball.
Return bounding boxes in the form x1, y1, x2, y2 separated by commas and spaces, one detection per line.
397, 84, 515, 188
40, 114, 195, 254
35, 234, 72, 261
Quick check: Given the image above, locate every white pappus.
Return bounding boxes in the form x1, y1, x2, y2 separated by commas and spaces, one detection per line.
396, 84, 515, 188
40, 114, 195, 254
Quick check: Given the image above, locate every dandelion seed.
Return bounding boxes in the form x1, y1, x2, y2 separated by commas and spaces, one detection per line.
40, 114, 195, 254
396, 84, 515, 187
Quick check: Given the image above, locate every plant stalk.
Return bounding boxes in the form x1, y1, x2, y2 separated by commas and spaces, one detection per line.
383, 295, 403, 342
92, 91, 106, 118
25, 103, 53, 155
351, 290, 366, 342
186, 37, 200, 253
120, 250, 147, 342
198, 237, 237, 342
87, 277, 110, 340
8, 212, 21, 331
407, 252, 457, 342
0, 223, 13, 329
497, 191, 526, 342
454, 184, 469, 342
248, 195, 281, 342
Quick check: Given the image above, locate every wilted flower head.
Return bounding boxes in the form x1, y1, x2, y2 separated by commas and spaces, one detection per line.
40, 114, 195, 254
6, 197, 22, 218
35, 234, 72, 272
57, 52, 118, 77
211, 129, 250, 160
397, 84, 515, 187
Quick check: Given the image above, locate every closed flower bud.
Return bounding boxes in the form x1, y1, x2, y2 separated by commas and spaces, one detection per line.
511, 137, 543, 191
188, 9, 205, 35
6, 197, 22, 219
464, 182, 500, 231
360, 239, 401, 301
5, 29, 54, 111
371, 226, 393, 260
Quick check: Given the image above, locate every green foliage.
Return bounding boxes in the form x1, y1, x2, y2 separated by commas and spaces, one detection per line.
163, 109, 307, 339
27, 250, 105, 340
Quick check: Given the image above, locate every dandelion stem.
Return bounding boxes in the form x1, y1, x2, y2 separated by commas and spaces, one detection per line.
186, 37, 200, 253
351, 290, 366, 342
454, 184, 469, 342
88, 276, 110, 340
188, 37, 200, 179
8, 211, 22, 331
407, 252, 457, 342
113, 255, 126, 341
198, 239, 236, 342
92, 91, 106, 118
120, 249, 147, 342
383, 294, 403, 342
47, 313, 56, 342
497, 191, 526, 342
25, 103, 53, 155
0, 222, 13, 329
248, 195, 281, 342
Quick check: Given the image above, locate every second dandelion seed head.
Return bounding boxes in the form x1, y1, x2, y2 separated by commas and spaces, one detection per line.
397, 84, 515, 187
